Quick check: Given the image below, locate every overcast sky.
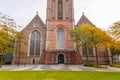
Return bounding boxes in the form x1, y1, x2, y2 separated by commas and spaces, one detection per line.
0, 0, 120, 30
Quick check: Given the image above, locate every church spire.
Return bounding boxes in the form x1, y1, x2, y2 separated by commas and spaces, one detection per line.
36, 11, 38, 15
82, 12, 84, 15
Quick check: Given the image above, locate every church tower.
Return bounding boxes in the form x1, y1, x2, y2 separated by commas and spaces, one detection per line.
46, 0, 74, 20
41, 0, 81, 64
46, 0, 74, 50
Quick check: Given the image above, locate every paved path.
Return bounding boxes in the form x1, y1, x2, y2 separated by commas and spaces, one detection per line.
0, 65, 120, 72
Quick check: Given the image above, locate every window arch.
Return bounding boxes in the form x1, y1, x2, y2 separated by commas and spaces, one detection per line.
30, 30, 41, 56
57, 27, 64, 49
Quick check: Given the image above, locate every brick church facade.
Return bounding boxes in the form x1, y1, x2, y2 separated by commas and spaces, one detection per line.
13, 0, 112, 64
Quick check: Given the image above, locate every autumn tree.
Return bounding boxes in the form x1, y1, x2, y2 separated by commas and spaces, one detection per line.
70, 24, 112, 66
0, 25, 16, 67
70, 27, 83, 63
0, 13, 24, 67
109, 21, 120, 40
108, 21, 120, 62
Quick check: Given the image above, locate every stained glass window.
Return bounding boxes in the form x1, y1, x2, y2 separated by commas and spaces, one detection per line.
57, 27, 64, 49
30, 32, 35, 56
30, 31, 40, 56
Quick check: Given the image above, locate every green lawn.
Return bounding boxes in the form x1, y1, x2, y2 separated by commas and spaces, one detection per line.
0, 71, 120, 80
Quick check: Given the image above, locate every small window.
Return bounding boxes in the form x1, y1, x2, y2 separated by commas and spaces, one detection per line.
34, 22, 39, 28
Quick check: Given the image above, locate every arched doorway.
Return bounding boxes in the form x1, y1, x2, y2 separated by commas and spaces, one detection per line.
32, 59, 35, 64
58, 54, 64, 64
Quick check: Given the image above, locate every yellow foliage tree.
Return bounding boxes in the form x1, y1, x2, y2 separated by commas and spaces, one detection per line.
0, 25, 16, 67
70, 24, 112, 66
108, 21, 120, 62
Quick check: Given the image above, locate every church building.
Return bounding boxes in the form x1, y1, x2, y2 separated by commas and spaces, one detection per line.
13, 0, 112, 65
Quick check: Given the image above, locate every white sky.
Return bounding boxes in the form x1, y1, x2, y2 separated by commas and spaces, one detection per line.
0, 0, 120, 30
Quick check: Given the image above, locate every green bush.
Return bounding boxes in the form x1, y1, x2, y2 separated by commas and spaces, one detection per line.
84, 62, 108, 68
111, 63, 120, 68
84, 62, 96, 67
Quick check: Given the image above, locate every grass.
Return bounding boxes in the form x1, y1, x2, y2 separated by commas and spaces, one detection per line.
0, 71, 120, 80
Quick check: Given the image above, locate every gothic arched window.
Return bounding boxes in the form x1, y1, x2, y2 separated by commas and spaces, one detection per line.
57, 27, 64, 49
58, 0, 63, 19
30, 31, 41, 56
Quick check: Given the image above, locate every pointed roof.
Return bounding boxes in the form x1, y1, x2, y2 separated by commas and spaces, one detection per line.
21, 12, 45, 31
76, 12, 95, 27
28, 12, 44, 26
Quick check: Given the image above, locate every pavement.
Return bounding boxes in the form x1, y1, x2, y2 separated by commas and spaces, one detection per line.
0, 64, 120, 72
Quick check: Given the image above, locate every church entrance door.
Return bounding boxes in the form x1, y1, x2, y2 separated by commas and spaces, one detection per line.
58, 54, 64, 64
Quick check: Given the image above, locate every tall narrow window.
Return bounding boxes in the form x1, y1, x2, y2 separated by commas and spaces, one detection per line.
88, 48, 93, 56
65, 0, 69, 19
82, 42, 87, 56
30, 31, 41, 56
57, 27, 64, 49
35, 32, 40, 55
51, 0, 55, 19
82, 43, 94, 56
58, 0, 63, 19
30, 32, 35, 56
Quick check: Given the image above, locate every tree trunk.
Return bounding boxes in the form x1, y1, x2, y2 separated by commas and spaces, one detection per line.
105, 48, 110, 65
0, 55, 4, 68
0, 55, 2, 68
95, 47, 99, 67
110, 48, 114, 63
111, 54, 114, 63
86, 47, 89, 63
77, 48, 83, 64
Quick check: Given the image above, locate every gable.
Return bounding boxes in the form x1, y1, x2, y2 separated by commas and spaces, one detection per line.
21, 14, 45, 32
76, 14, 95, 27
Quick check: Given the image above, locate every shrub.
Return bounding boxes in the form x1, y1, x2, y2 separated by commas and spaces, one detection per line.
111, 63, 120, 68
84, 62, 96, 67
84, 62, 107, 68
